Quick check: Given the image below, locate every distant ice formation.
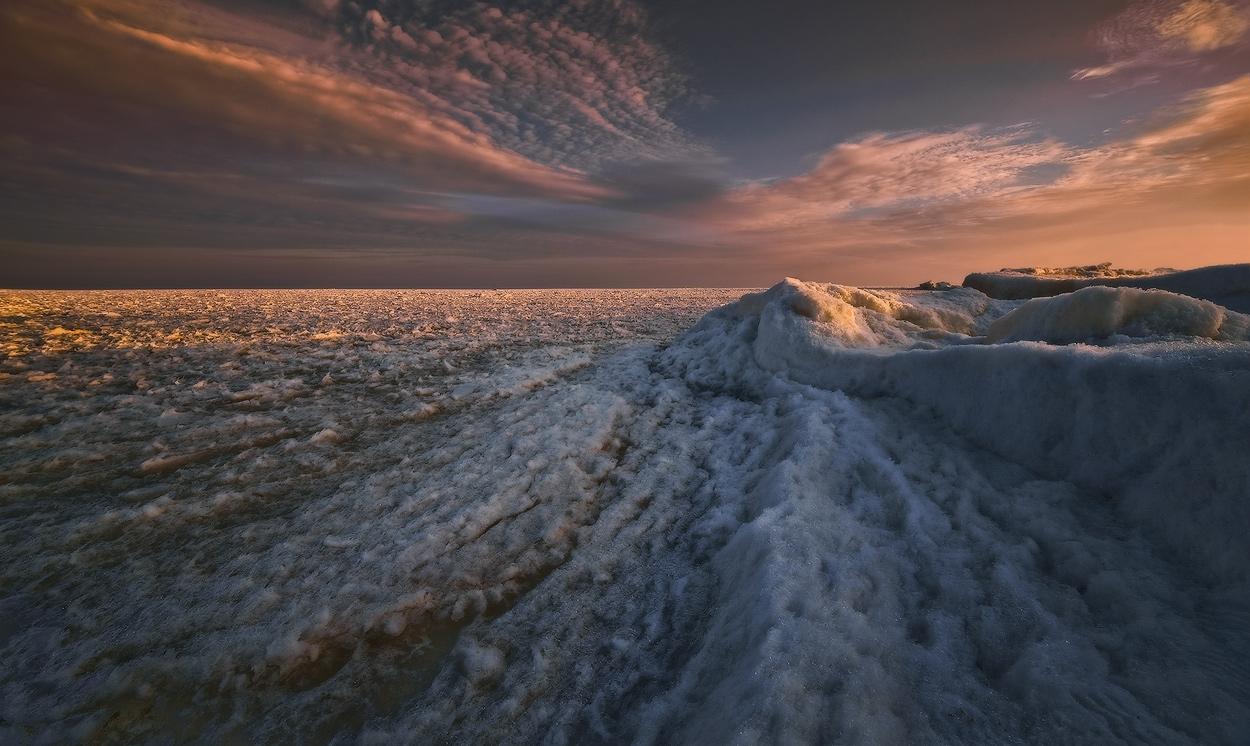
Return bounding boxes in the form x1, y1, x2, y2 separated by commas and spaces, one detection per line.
964, 262, 1250, 313
2, 274, 1248, 744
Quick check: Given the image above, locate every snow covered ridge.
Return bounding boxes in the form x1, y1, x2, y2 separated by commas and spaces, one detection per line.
712, 277, 1250, 581
963, 262, 1250, 313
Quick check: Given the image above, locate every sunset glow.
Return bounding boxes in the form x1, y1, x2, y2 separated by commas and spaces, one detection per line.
4, 4, 1250, 740
2, 0, 1245, 287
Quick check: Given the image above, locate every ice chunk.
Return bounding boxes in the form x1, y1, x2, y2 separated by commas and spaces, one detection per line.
723, 277, 1250, 583
735, 277, 989, 350
986, 285, 1249, 344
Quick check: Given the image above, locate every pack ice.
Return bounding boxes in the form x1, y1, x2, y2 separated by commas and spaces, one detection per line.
1, 273, 1247, 745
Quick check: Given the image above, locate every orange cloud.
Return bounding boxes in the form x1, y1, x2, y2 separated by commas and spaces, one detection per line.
1050, 77, 1249, 210
1073, 0, 1249, 79
1, 0, 616, 202
1158, 0, 1250, 50
690, 76, 1249, 284
719, 129, 1065, 231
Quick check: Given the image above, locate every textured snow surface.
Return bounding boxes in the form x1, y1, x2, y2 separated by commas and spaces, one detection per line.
2, 283, 1248, 745
984, 286, 1248, 344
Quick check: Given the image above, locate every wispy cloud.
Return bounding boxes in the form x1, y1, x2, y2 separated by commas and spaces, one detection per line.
1073, 0, 1249, 79
716, 129, 1065, 230
1, 0, 1245, 287
691, 76, 1249, 281
3, 0, 619, 201
0, 0, 714, 254
1055, 76, 1250, 204
330, 1, 703, 171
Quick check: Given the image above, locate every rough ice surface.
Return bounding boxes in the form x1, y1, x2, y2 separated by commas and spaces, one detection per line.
2, 279, 1248, 745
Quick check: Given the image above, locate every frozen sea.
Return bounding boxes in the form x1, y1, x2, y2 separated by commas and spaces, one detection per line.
1, 280, 1248, 745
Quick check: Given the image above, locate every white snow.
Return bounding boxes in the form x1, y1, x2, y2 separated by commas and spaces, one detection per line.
1, 278, 1247, 744
985, 285, 1247, 343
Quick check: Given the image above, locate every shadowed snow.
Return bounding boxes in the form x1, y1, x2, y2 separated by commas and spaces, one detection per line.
1, 278, 1247, 744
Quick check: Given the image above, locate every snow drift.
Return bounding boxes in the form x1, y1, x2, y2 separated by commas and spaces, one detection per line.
984, 285, 1248, 343
715, 277, 1250, 582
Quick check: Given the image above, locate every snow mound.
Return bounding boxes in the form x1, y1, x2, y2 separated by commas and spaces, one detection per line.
711, 277, 1250, 584
733, 277, 1250, 352
735, 278, 991, 349
987, 285, 1250, 344
964, 263, 1250, 313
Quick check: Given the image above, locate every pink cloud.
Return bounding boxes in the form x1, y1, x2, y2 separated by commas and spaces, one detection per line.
335, 1, 702, 170
19, 0, 614, 202
689, 77, 1249, 283
1073, 0, 1250, 79
718, 129, 1065, 231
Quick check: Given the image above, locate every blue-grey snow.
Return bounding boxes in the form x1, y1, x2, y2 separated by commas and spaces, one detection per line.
2, 270, 1248, 745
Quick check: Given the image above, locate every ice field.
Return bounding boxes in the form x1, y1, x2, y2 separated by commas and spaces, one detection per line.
2, 273, 1248, 744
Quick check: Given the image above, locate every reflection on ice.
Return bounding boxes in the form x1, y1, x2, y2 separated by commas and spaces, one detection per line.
1, 274, 1248, 744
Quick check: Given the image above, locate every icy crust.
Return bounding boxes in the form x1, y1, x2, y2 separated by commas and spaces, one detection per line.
656, 285, 1250, 745
985, 285, 1250, 344
735, 277, 1250, 348
730, 278, 1250, 582
736, 280, 995, 346
964, 263, 1250, 313
0, 289, 750, 743
2, 286, 1249, 745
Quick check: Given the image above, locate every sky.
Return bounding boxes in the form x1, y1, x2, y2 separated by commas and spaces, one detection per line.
1, 0, 1247, 288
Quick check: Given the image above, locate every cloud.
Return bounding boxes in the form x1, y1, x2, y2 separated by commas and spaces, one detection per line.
0, 0, 719, 258
325, 0, 704, 171
689, 76, 1249, 282
14, 0, 612, 201
2, 0, 1243, 288
709, 129, 1066, 232
1158, 0, 1250, 50
1073, 0, 1249, 79
593, 160, 729, 212
1056, 76, 1250, 203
